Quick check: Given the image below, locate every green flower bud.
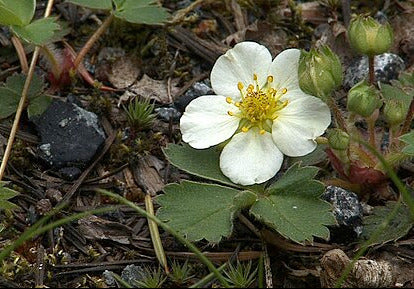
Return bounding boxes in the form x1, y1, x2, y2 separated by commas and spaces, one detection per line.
347, 80, 382, 117
383, 99, 409, 126
328, 128, 350, 150
348, 15, 393, 56
298, 45, 343, 100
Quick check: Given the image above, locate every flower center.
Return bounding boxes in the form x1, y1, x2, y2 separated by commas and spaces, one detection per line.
226, 74, 289, 134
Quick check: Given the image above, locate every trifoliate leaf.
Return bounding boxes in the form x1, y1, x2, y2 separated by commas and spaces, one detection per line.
0, 0, 35, 26
250, 163, 336, 244
381, 83, 412, 104
28, 94, 52, 119
0, 73, 45, 119
66, 0, 112, 10
0, 182, 19, 210
12, 17, 61, 45
156, 181, 253, 242
114, 0, 169, 25
162, 143, 238, 188
400, 131, 414, 156
288, 144, 328, 167
360, 202, 413, 245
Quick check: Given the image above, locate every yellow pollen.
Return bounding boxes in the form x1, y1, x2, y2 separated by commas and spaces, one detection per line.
267, 75, 273, 83
228, 74, 290, 134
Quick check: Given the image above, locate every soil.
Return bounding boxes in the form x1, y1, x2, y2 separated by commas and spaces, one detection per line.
0, 0, 413, 288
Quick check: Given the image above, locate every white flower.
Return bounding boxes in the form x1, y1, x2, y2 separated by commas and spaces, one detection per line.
180, 42, 331, 185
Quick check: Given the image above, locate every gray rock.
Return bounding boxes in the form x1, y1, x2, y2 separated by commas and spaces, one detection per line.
157, 79, 214, 123
121, 264, 143, 285
175, 79, 214, 112
33, 100, 105, 178
322, 185, 364, 241
155, 106, 182, 122
344, 53, 405, 89
102, 270, 116, 286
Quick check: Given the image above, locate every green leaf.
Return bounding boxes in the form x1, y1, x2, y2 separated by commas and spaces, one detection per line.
381, 83, 412, 104
0, 88, 20, 119
400, 131, 414, 156
163, 143, 238, 188
156, 181, 249, 242
0, 182, 19, 210
5, 73, 44, 97
66, 0, 112, 10
114, 0, 169, 25
0, 0, 35, 26
360, 202, 413, 245
28, 94, 52, 119
12, 17, 61, 45
250, 163, 336, 244
0, 73, 45, 119
288, 144, 328, 167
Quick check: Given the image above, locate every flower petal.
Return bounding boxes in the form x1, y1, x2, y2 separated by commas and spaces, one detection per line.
180, 95, 240, 149
211, 42, 272, 99
269, 48, 301, 91
272, 94, 331, 156
220, 129, 283, 185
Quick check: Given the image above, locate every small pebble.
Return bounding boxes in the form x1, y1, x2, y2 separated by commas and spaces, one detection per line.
175, 79, 214, 112
322, 185, 364, 241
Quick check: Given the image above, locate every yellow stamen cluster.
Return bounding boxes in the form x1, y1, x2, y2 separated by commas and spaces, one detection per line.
226, 74, 289, 133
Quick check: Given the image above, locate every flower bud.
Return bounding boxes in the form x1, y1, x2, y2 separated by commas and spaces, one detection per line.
347, 80, 382, 117
348, 15, 393, 56
383, 99, 409, 126
328, 128, 350, 150
298, 46, 343, 100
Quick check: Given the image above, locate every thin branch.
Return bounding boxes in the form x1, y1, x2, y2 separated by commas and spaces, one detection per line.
10, 36, 28, 73
0, 0, 55, 181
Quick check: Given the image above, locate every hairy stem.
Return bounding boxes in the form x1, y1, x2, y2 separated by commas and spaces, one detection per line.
72, 13, 114, 71
0, 0, 55, 181
341, 0, 351, 27
327, 96, 348, 133
368, 56, 375, 85
10, 36, 28, 73
401, 98, 414, 135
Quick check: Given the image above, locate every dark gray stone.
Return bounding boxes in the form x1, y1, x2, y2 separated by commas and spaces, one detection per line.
58, 166, 82, 180
322, 185, 364, 241
175, 79, 214, 112
120, 264, 143, 285
344, 53, 405, 89
33, 100, 105, 177
155, 106, 182, 122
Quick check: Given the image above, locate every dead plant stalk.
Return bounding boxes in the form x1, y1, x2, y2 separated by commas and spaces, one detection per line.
0, 0, 55, 181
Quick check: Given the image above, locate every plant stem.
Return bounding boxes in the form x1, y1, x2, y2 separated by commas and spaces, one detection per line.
341, 0, 351, 27
145, 194, 169, 273
401, 98, 414, 135
367, 109, 379, 148
72, 13, 114, 71
0, 0, 55, 181
327, 96, 348, 133
368, 56, 375, 85
10, 36, 28, 74
97, 189, 230, 288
